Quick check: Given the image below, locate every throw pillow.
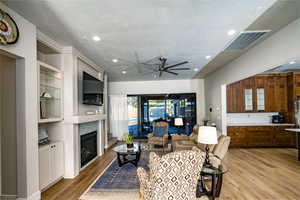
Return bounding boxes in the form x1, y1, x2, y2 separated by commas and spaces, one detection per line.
153, 126, 165, 137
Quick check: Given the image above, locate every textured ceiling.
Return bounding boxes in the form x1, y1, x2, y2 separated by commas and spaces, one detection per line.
264, 59, 300, 73
4, 0, 276, 81
197, 0, 300, 78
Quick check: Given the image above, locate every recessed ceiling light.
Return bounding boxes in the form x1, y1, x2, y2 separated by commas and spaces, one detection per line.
205, 55, 211, 59
92, 35, 101, 42
121, 70, 127, 74
227, 29, 236, 36
194, 68, 199, 72
112, 59, 118, 63
289, 61, 296, 64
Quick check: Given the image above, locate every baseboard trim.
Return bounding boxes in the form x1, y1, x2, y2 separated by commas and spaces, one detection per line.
1, 194, 18, 200
17, 191, 41, 200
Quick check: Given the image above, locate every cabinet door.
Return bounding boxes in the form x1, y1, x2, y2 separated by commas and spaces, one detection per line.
227, 126, 247, 147
274, 75, 287, 112
39, 146, 51, 190
246, 126, 274, 147
294, 73, 300, 99
256, 88, 265, 111
50, 142, 64, 182
274, 127, 294, 147
264, 76, 276, 112
231, 81, 244, 112
226, 85, 234, 113
244, 89, 253, 111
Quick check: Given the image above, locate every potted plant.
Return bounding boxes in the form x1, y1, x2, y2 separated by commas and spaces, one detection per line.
202, 119, 210, 126
123, 133, 134, 148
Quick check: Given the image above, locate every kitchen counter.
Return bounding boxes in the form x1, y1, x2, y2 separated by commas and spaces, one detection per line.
285, 128, 300, 132
227, 123, 295, 127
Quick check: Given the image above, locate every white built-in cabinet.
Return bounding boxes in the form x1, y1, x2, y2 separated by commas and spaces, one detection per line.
38, 60, 63, 123
39, 141, 64, 190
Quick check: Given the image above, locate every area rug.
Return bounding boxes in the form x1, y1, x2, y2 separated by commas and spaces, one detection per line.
80, 144, 162, 200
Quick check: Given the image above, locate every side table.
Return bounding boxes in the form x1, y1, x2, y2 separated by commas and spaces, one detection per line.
197, 164, 228, 200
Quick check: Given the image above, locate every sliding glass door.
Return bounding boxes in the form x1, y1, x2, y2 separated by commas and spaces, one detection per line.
128, 93, 197, 138
127, 96, 139, 137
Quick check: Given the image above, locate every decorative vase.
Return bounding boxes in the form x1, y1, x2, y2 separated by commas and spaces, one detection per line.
127, 143, 133, 148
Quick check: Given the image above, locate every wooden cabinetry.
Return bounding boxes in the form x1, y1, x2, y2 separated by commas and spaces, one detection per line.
286, 72, 300, 122
227, 126, 294, 147
227, 80, 245, 113
39, 141, 64, 190
227, 74, 288, 113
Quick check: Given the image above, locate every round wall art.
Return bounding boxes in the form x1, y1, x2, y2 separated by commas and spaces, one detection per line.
0, 8, 19, 45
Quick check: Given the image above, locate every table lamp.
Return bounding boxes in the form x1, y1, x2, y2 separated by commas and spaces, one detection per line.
174, 117, 183, 126
174, 117, 183, 133
198, 126, 218, 167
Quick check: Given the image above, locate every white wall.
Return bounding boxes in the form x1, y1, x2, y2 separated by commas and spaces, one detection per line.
204, 17, 300, 131
0, 2, 40, 200
109, 79, 206, 124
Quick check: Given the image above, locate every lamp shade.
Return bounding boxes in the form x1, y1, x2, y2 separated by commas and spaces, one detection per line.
174, 118, 183, 126
198, 126, 218, 144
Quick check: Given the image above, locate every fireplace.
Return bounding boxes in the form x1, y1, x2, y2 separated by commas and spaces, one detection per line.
80, 131, 97, 168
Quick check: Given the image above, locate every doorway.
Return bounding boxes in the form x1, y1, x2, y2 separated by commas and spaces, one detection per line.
128, 93, 197, 138
0, 53, 17, 197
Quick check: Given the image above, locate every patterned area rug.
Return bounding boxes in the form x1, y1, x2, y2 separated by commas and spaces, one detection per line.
80, 144, 164, 200
90, 154, 149, 191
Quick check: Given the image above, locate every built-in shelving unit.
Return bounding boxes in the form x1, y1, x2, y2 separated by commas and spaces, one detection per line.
37, 32, 66, 190
38, 60, 63, 123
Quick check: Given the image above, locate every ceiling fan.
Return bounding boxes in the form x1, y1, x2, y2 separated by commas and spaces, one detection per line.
154, 57, 190, 77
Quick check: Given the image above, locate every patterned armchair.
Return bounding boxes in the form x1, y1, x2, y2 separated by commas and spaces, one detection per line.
147, 121, 169, 152
137, 150, 206, 200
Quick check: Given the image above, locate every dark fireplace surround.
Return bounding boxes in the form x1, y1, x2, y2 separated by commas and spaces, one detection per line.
80, 131, 97, 168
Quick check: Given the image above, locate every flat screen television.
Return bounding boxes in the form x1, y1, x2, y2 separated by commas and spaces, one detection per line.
83, 71, 103, 106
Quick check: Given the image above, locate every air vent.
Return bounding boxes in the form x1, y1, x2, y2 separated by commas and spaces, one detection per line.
225, 30, 270, 51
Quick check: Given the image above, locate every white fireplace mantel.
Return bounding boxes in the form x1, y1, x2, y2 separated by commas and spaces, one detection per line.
63, 114, 107, 179
64, 114, 107, 124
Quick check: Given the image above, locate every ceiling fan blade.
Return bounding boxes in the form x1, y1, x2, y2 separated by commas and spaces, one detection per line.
165, 70, 178, 75
169, 68, 190, 70
134, 52, 140, 63
134, 52, 142, 73
161, 58, 167, 69
165, 61, 188, 69
143, 56, 161, 64
141, 71, 155, 76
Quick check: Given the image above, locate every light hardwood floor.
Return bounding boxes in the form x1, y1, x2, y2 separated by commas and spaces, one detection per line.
42, 147, 300, 200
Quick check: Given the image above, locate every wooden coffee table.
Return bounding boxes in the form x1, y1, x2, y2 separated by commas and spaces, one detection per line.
113, 142, 141, 167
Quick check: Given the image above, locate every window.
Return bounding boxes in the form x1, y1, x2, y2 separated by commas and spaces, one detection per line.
257, 88, 265, 111
244, 89, 253, 111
